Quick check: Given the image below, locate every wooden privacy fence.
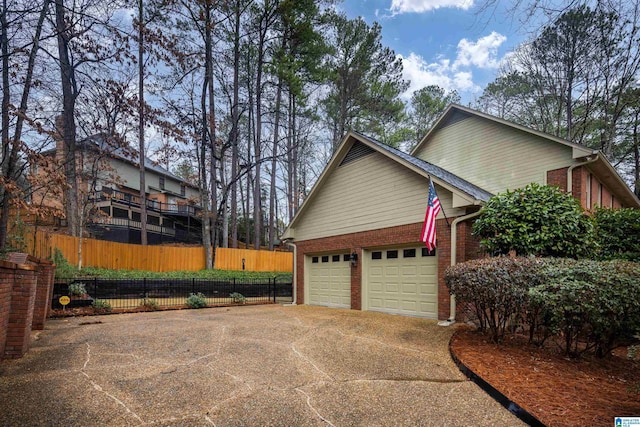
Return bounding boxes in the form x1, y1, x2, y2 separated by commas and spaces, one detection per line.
28, 231, 205, 272
215, 247, 293, 272
25, 231, 292, 272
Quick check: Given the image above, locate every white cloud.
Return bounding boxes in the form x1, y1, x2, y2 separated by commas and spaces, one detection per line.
399, 52, 480, 99
398, 32, 508, 100
453, 31, 507, 70
390, 0, 474, 14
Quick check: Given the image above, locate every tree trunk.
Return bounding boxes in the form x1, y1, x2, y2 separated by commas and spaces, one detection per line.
230, 0, 240, 249
204, 2, 218, 262
268, 74, 283, 250
138, 0, 148, 246
253, 29, 265, 250
55, 0, 79, 237
0, 0, 11, 248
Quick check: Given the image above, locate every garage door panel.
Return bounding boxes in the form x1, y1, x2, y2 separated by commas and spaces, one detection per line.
366, 247, 438, 318
308, 254, 350, 309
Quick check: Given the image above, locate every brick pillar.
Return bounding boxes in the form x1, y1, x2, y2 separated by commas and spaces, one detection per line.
350, 248, 362, 310
32, 261, 55, 330
436, 218, 452, 320
0, 261, 14, 359
4, 264, 38, 359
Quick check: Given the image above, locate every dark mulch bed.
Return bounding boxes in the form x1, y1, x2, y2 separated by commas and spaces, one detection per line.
450, 327, 640, 427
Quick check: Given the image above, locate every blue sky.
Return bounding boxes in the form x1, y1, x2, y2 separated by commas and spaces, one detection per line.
340, 0, 530, 104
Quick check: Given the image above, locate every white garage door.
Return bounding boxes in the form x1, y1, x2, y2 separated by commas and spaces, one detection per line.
366, 247, 437, 318
307, 253, 351, 308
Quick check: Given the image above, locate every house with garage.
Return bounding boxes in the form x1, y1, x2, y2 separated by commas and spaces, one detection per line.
281, 104, 640, 321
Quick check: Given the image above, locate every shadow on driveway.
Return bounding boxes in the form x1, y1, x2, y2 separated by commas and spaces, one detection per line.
0, 305, 524, 426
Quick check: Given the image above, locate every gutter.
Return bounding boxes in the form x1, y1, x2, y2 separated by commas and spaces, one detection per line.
283, 240, 297, 306
567, 154, 598, 195
438, 208, 484, 327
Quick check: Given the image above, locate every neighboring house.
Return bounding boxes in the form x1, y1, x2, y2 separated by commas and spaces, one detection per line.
281, 104, 640, 321
36, 133, 202, 245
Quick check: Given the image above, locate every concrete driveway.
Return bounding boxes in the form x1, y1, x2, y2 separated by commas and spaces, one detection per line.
0, 305, 523, 426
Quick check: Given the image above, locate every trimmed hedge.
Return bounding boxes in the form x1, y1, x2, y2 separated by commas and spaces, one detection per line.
593, 207, 640, 262
446, 257, 640, 357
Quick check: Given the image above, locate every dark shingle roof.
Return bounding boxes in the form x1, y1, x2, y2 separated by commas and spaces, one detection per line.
354, 132, 493, 202
81, 135, 196, 187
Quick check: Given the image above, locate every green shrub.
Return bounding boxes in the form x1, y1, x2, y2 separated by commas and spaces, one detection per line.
229, 292, 246, 304
140, 299, 160, 311
472, 183, 594, 258
185, 292, 207, 309
52, 248, 77, 279
92, 299, 112, 312
530, 259, 640, 357
68, 282, 87, 296
445, 256, 545, 342
593, 207, 640, 262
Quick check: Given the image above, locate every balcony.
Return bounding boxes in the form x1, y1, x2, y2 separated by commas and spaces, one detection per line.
91, 188, 201, 219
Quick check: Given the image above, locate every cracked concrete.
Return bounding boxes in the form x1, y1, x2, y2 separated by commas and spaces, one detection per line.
0, 305, 524, 426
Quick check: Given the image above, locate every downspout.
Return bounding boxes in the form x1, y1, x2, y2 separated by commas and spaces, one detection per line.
567, 154, 598, 195
284, 240, 297, 305
438, 208, 484, 327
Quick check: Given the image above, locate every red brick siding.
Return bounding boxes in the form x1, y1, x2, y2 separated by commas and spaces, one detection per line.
294, 218, 476, 320
547, 167, 569, 191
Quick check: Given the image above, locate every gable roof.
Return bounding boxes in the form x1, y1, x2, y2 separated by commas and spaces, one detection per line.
283, 132, 492, 238
411, 104, 596, 159
355, 132, 493, 202
411, 104, 640, 208
82, 135, 197, 188
44, 134, 198, 189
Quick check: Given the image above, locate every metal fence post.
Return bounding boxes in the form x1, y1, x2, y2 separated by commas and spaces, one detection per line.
272, 278, 276, 303
94, 277, 97, 301
192, 278, 195, 295
143, 277, 147, 303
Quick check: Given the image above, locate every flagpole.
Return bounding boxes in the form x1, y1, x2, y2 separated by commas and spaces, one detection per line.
429, 176, 450, 227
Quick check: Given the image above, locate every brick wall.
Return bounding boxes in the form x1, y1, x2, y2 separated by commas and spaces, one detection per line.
0, 255, 55, 360
547, 167, 569, 191
294, 217, 476, 320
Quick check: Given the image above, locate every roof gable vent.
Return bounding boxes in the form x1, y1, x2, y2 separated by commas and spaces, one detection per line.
340, 141, 375, 166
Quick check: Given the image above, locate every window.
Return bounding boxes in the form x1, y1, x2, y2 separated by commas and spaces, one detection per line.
321, 256, 329, 263
371, 251, 382, 260
422, 248, 436, 257
387, 250, 398, 259
159, 176, 165, 190
403, 248, 416, 258
343, 254, 350, 262
180, 184, 186, 197
332, 255, 340, 262
312, 257, 319, 263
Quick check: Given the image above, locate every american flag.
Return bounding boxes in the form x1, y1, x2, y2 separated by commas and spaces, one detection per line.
420, 179, 441, 251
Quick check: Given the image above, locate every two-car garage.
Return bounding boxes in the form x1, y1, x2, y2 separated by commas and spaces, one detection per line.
306, 246, 438, 318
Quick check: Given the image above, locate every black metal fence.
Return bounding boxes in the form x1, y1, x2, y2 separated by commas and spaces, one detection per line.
52, 277, 293, 310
